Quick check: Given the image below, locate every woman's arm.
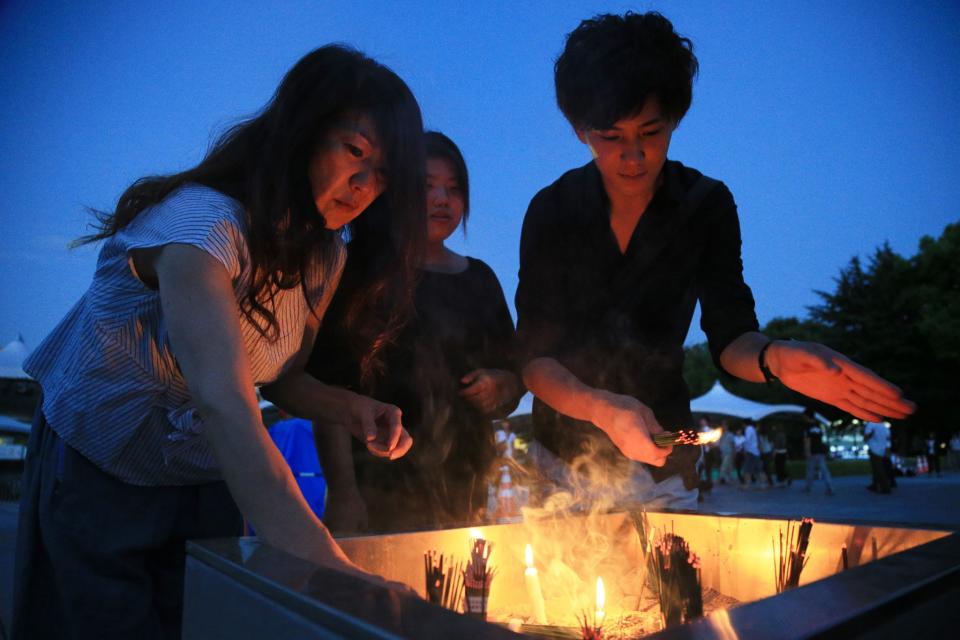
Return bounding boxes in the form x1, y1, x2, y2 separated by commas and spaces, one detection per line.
260, 307, 412, 460
313, 420, 369, 534
263, 371, 412, 460
719, 331, 915, 422
150, 243, 361, 571
522, 356, 671, 466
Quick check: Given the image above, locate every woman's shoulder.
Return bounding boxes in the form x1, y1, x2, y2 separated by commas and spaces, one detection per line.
158, 184, 244, 222
463, 257, 508, 295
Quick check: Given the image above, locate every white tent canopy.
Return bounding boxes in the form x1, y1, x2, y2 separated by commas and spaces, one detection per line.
690, 381, 811, 421
510, 391, 535, 418
0, 335, 30, 380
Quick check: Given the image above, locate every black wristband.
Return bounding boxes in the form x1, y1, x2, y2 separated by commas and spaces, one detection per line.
758, 340, 779, 384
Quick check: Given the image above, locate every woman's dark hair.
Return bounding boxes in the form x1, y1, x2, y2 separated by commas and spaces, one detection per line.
424, 130, 469, 231
80, 45, 425, 377
555, 11, 698, 131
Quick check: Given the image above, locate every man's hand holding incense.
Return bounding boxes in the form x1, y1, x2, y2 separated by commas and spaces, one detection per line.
590, 391, 672, 467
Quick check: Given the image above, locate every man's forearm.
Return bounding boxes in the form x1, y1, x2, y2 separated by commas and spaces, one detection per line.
718, 331, 770, 382
522, 357, 610, 425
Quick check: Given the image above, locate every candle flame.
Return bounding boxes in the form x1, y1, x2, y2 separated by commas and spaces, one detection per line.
469, 527, 484, 541
525, 543, 534, 568
596, 576, 605, 620
699, 427, 723, 445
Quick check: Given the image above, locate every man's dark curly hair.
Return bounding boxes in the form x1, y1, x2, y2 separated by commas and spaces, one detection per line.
555, 11, 698, 131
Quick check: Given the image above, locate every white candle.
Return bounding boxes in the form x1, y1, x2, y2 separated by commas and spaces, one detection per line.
595, 576, 605, 626
523, 544, 548, 625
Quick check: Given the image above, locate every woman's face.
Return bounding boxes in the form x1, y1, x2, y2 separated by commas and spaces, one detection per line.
309, 114, 387, 230
425, 156, 464, 244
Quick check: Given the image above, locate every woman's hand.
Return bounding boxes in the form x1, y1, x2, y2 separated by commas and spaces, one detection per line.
767, 340, 916, 422
340, 391, 413, 460
459, 368, 518, 415
590, 391, 672, 467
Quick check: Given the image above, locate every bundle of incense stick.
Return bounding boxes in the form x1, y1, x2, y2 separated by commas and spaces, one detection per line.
653, 430, 707, 447
424, 551, 464, 611
463, 538, 495, 619
773, 518, 815, 593
575, 610, 604, 640
651, 532, 703, 628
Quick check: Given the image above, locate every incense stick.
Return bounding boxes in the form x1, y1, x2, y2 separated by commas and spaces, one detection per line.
653, 430, 711, 447
424, 551, 465, 611
464, 537, 495, 619
650, 531, 703, 628
773, 518, 814, 593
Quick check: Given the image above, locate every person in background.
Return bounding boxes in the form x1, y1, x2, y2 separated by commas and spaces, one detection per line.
949, 431, 960, 471
12, 45, 425, 638
772, 425, 791, 487
758, 423, 775, 487
515, 11, 914, 510
740, 419, 761, 487
696, 417, 715, 499
802, 422, 835, 496
717, 420, 737, 485
925, 432, 943, 477
733, 426, 746, 484
496, 419, 518, 465
312, 131, 523, 533
864, 421, 892, 494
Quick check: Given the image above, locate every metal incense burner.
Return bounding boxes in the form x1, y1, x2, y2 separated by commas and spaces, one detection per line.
183, 511, 960, 639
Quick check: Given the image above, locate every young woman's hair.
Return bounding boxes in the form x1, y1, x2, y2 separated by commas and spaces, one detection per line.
554, 11, 698, 131
81, 45, 425, 375
424, 130, 470, 231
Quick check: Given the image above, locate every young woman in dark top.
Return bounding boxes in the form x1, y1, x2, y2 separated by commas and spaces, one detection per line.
312, 131, 523, 533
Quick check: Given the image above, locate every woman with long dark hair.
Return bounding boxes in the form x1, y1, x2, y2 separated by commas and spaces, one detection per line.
13, 45, 425, 638
312, 131, 523, 533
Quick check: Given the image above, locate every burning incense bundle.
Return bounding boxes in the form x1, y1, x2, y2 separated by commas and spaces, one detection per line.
463, 537, 495, 619
424, 550, 464, 611
653, 428, 722, 448
651, 532, 703, 628
773, 518, 814, 593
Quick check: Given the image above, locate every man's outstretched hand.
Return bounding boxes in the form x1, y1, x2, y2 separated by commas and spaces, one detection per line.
766, 340, 916, 422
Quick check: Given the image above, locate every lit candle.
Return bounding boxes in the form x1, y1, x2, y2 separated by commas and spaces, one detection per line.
524, 544, 548, 625
595, 576, 605, 626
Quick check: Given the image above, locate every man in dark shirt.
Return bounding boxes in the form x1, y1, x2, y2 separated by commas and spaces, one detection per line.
516, 11, 915, 508
802, 424, 835, 496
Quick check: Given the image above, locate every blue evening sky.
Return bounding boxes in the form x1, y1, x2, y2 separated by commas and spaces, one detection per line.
2, 1, 958, 351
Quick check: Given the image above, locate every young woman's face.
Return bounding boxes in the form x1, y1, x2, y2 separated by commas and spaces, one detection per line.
576, 96, 675, 204
425, 156, 464, 244
309, 114, 387, 230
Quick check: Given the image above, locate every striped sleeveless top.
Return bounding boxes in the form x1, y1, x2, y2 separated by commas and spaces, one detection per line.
24, 185, 345, 485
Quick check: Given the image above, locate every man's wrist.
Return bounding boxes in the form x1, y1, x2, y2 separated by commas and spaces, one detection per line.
758, 340, 781, 383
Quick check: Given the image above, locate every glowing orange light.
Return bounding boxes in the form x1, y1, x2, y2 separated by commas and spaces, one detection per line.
700, 427, 723, 445
596, 576, 605, 624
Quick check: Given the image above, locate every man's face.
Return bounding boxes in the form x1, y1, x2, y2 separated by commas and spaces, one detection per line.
576, 97, 675, 203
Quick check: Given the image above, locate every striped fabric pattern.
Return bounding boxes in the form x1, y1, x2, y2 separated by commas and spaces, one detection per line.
24, 185, 345, 486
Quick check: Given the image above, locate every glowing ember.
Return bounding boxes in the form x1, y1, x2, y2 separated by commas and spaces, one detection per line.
699, 427, 723, 445
654, 428, 723, 447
